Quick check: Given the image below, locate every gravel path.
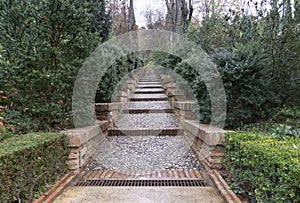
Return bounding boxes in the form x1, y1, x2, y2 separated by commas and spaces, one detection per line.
113, 113, 178, 129
90, 68, 204, 173
125, 101, 172, 110
90, 135, 204, 171
136, 85, 163, 88
131, 94, 168, 99
138, 82, 161, 84
135, 88, 165, 92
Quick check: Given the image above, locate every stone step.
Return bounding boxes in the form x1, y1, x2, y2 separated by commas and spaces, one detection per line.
139, 80, 161, 82
134, 90, 165, 93
108, 128, 184, 136
81, 169, 204, 180
138, 81, 161, 85
136, 84, 163, 89
134, 88, 165, 94
130, 97, 168, 101
123, 101, 172, 113
130, 94, 168, 101
125, 101, 172, 109
123, 109, 173, 114
113, 113, 179, 128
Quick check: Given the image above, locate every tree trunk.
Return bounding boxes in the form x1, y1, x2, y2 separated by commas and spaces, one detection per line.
181, 0, 193, 33
296, 0, 300, 22
128, 0, 136, 31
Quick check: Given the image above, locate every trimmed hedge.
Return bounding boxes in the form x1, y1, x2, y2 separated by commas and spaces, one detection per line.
0, 133, 69, 202
224, 132, 300, 203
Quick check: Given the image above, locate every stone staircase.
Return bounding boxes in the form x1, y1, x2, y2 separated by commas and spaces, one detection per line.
54, 68, 227, 203
108, 68, 183, 136
83, 68, 206, 178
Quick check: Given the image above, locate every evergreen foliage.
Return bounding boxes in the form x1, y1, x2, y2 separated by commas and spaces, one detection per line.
154, 5, 299, 128
0, 0, 109, 132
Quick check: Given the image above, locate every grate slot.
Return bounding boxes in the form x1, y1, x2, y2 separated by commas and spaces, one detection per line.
75, 179, 207, 187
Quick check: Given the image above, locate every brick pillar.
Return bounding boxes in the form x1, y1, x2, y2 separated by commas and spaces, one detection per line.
183, 120, 227, 170
64, 121, 109, 174
172, 101, 197, 121
95, 103, 123, 123
117, 91, 128, 103
133, 74, 140, 83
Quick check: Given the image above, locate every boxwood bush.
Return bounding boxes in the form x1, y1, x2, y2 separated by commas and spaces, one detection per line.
0, 133, 69, 202
224, 132, 300, 202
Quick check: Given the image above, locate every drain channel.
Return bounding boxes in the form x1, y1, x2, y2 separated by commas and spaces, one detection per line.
75, 179, 207, 187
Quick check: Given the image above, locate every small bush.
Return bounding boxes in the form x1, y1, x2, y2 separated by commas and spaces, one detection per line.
0, 133, 69, 202
242, 106, 300, 138
273, 106, 300, 129
0, 127, 14, 142
224, 132, 300, 202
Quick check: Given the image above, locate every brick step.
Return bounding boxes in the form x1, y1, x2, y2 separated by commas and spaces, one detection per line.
134, 88, 165, 94
139, 79, 161, 84
130, 94, 168, 101
139, 80, 161, 82
139, 78, 161, 80
108, 128, 184, 136
129, 97, 168, 102
122, 109, 173, 114
139, 77, 160, 79
134, 91, 165, 94
136, 85, 163, 88
81, 169, 204, 180
138, 82, 161, 84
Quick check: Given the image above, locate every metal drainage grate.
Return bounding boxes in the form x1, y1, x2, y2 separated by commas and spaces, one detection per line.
75, 179, 207, 187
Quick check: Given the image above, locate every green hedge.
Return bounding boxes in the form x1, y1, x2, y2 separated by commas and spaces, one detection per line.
224, 132, 300, 202
0, 133, 69, 202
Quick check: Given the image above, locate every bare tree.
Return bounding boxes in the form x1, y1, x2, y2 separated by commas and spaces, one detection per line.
144, 6, 165, 29
128, 0, 136, 31
296, 0, 300, 22
107, 0, 128, 34
165, 0, 193, 33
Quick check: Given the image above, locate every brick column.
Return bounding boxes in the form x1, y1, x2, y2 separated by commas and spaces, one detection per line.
116, 91, 128, 103
127, 79, 136, 96
95, 103, 123, 123
64, 121, 109, 174
167, 89, 186, 101
183, 120, 227, 170
172, 101, 197, 121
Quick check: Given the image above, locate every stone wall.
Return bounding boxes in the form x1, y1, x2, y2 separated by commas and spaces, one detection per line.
160, 75, 186, 102
160, 73, 227, 170
95, 102, 123, 123
172, 101, 197, 121
183, 120, 226, 170
64, 121, 109, 174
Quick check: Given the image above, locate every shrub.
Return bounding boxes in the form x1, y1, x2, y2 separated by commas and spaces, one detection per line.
96, 53, 145, 103
224, 132, 300, 202
0, 127, 14, 142
242, 106, 300, 138
0, 133, 69, 202
273, 106, 300, 129
0, 0, 109, 133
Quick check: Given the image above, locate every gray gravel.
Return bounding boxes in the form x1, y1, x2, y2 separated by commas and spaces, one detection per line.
113, 113, 178, 129
131, 94, 168, 99
138, 82, 161, 84
90, 135, 204, 171
135, 88, 165, 93
136, 85, 163, 88
86, 68, 205, 172
125, 101, 172, 110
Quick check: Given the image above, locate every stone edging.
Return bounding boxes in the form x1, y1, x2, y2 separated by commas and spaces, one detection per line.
33, 173, 75, 203
181, 118, 243, 202
209, 169, 243, 203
